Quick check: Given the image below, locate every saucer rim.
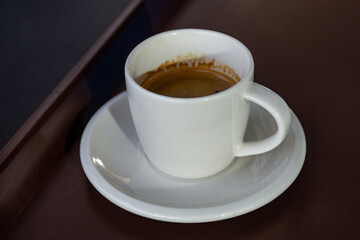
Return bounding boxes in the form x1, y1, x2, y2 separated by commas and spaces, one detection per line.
80, 91, 306, 223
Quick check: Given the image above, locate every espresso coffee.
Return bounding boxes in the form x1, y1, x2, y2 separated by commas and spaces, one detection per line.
137, 59, 239, 98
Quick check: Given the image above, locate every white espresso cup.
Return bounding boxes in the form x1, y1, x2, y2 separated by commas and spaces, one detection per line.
125, 29, 291, 179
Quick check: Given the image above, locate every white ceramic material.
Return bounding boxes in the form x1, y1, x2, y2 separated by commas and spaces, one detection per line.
80, 92, 306, 223
125, 29, 291, 179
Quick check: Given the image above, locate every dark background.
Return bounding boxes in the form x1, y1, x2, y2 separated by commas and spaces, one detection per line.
0, 0, 134, 148
1, 0, 360, 239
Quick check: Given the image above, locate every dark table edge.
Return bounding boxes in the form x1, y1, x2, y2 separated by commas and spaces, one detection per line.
0, 0, 145, 236
0, 0, 145, 168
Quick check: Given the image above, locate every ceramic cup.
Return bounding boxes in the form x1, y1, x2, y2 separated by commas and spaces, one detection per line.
125, 29, 291, 179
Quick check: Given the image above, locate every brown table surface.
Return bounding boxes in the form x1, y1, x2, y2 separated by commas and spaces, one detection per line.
3, 0, 360, 239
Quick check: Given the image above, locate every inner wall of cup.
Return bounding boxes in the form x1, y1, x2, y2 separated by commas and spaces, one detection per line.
127, 30, 252, 83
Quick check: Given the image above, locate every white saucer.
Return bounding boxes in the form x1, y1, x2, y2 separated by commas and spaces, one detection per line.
80, 91, 306, 223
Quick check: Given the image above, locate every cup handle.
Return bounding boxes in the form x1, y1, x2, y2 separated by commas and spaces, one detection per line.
236, 83, 292, 157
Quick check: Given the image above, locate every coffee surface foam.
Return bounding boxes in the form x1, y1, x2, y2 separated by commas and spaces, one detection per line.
137, 57, 240, 98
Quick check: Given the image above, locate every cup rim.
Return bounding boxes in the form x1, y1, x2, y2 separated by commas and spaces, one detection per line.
125, 28, 254, 103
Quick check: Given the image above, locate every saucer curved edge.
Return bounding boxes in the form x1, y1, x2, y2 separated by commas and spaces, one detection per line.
80, 91, 306, 223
